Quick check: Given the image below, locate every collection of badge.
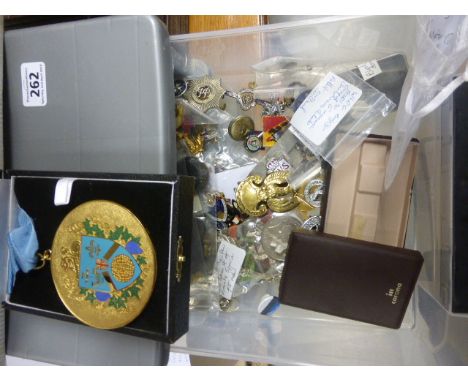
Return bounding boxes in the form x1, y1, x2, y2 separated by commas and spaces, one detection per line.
175, 76, 294, 155
175, 75, 325, 312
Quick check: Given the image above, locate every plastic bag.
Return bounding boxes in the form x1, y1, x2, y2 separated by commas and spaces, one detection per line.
252, 56, 355, 89
289, 70, 395, 168
204, 109, 261, 172
385, 16, 468, 189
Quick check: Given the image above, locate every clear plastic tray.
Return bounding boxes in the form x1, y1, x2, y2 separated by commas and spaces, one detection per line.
170, 16, 467, 365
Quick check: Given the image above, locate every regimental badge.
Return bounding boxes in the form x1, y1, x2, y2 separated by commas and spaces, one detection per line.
183, 77, 226, 113
50, 200, 156, 329
235, 171, 299, 217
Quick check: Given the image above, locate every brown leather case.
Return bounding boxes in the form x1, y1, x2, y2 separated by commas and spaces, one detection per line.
279, 231, 424, 329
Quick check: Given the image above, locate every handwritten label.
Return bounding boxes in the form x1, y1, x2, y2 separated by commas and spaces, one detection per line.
426, 16, 465, 54
358, 60, 382, 81
290, 72, 362, 146
215, 240, 246, 299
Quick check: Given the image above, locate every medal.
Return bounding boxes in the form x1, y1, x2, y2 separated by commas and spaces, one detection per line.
38, 200, 156, 329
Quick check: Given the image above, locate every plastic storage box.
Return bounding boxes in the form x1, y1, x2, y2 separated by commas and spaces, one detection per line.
2, 15, 467, 365
168, 15, 468, 365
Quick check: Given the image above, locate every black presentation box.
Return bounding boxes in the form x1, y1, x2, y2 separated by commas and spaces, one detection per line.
3, 171, 194, 343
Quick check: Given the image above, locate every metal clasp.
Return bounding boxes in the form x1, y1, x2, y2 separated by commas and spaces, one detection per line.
176, 236, 185, 283
35, 249, 52, 270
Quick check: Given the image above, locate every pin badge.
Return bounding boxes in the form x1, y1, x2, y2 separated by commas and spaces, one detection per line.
303, 179, 324, 208
244, 132, 264, 153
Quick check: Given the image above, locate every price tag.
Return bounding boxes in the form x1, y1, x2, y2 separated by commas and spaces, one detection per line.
290, 72, 362, 146
358, 60, 382, 81
215, 240, 246, 299
21, 62, 47, 107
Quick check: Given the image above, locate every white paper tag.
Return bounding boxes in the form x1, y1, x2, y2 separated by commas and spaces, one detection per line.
290, 72, 362, 146
212, 164, 256, 201
21, 62, 47, 107
54, 178, 77, 206
215, 240, 246, 299
358, 60, 382, 81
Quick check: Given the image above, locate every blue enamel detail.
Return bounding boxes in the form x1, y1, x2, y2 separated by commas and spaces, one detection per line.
79, 236, 142, 292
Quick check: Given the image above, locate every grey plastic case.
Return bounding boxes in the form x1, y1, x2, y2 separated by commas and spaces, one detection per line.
3, 16, 175, 365
4, 16, 176, 174
1, 16, 5, 367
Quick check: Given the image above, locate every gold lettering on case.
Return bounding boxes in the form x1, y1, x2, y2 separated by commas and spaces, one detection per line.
386, 283, 403, 304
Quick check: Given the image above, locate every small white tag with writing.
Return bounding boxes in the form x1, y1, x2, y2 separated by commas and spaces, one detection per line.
21, 62, 47, 107
215, 240, 246, 299
290, 72, 362, 146
358, 60, 382, 81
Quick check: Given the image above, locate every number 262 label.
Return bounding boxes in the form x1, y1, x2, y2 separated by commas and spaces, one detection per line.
21, 62, 47, 107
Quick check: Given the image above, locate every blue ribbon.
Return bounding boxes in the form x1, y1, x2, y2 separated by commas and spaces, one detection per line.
7, 208, 39, 294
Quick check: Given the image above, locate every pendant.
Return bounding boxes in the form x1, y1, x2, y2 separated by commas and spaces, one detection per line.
46, 200, 156, 329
